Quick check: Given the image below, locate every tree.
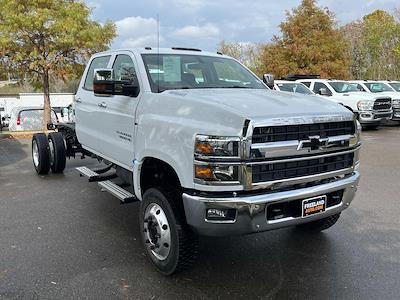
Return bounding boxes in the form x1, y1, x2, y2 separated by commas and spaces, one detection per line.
340, 21, 366, 79
258, 0, 350, 79
361, 10, 400, 79
0, 0, 116, 129
217, 41, 262, 74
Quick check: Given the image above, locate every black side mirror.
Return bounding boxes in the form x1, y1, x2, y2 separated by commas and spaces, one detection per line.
93, 68, 139, 97
319, 88, 330, 96
93, 69, 115, 95
1, 117, 5, 121
263, 74, 274, 89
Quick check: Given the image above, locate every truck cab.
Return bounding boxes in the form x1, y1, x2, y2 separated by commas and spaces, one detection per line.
297, 79, 392, 128
32, 48, 362, 275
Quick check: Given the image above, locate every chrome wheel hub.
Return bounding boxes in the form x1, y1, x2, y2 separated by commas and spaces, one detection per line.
32, 140, 39, 167
143, 203, 171, 261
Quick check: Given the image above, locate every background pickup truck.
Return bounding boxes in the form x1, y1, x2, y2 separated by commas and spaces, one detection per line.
31, 48, 362, 275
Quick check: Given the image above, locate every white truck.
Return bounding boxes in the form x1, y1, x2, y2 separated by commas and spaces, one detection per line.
350, 80, 400, 123
31, 48, 362, 275
297, 79, 393, 129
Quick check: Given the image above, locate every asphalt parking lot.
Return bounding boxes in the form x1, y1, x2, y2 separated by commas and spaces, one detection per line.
1, 127, 400, 300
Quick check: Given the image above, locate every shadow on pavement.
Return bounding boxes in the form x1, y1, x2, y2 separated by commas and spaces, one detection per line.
0, 138, 29, 168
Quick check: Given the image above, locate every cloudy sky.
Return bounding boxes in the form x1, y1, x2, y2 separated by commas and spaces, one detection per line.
86, 0, 399, 51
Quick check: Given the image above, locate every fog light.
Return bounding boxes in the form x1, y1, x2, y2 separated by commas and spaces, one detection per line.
206, 208, 236, 221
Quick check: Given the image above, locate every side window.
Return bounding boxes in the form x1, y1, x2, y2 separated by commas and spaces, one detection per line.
302, 81, 311, 88
84, 56, 111, 90
313, 82, 331, 95
113, 54, 137, 81
356, 84, 366, 92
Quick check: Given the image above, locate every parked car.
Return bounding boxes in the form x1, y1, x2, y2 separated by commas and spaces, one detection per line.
350, 80, 400, 123
8, 106, 58, 131
31, 48, 361, 275
296, 79, 392, 129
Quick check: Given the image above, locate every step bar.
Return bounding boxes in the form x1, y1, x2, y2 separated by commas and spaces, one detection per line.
76, 166, 137, 204
98, 180, 137, 204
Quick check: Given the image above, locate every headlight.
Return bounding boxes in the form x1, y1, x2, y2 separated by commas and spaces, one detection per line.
357, 100, 374, 111
392, 99, 400, 108
195, 135, 240, 158
194, 135, 241, 184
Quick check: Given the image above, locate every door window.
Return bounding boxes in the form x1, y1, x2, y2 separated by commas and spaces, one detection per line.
112, 54, 139, 97
313, 82, 332, 96
83, 56, 111, 90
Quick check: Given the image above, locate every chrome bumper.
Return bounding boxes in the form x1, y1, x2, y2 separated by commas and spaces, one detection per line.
183, 171, 360, 236
358, 109, 392, 124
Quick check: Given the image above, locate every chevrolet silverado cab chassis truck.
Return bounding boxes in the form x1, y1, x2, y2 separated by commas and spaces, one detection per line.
31, 48, 362, 275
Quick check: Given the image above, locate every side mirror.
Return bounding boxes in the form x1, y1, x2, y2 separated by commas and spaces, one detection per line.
1, 117, 5, 121
263, 74, 274, 89
318, 88, 330, 96
93, 69, 115, 95
93, 68, 140, 97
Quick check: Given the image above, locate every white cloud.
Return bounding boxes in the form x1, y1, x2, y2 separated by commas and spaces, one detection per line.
115, 16, 161, 48
172, 24, 220, 39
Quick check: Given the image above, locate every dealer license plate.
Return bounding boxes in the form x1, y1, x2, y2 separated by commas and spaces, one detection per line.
302, 195, 327, 217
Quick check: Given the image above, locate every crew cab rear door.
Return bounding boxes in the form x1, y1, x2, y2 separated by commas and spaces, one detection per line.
94, 51, 142, 169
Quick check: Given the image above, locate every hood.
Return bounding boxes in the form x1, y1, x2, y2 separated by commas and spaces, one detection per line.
333, 91, 380, 101
370, 91, 400, 100
163, 88, 353, 120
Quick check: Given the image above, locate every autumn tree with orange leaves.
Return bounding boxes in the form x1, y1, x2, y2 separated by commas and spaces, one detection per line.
257, 0, 350, 79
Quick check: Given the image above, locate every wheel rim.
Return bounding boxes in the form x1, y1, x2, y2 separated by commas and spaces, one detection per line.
48, 138, 54, 167
143, 203, 171, 261
32, 140, 39, 167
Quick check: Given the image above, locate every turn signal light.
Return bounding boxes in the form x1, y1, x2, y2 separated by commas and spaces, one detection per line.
195, 165, 214, 180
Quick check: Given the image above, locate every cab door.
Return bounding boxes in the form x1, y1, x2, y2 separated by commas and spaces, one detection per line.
94, 52, 142, 169
75, 55, 112, 151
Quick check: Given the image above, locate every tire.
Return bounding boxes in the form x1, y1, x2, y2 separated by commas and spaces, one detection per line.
32, 133, 51, 175
48, 132, 66, 173
297, 213, 341, 232
139, 187, 198, 275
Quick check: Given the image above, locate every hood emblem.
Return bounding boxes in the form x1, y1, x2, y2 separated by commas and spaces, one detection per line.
297, 136, 329, 151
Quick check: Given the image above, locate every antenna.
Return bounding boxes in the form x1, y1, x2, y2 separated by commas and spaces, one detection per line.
157, 14, 160, 93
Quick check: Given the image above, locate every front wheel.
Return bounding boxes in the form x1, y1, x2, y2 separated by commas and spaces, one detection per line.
296, 213, 341, 232
139, 188, 198, 275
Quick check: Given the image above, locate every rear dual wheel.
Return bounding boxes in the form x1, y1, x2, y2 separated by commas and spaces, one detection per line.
32, 132, 66, 175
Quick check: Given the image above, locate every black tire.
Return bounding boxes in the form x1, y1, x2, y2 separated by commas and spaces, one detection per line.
48, 132, 66, 173
139, 187, 198, 275
32, 133, 51, 175
297, 213, 341, 232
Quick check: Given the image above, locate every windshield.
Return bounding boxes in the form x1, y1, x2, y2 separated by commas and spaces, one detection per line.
388, 82, 400, 92
328, 81, 360, 93
141, 54, 266, 92
364, 82, 394, 93
277, 83, 314, 95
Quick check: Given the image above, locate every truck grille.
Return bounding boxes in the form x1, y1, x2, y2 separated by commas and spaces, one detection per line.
252, 121, 355, 144
373, 98, 392, 110
252, 152, 354, 183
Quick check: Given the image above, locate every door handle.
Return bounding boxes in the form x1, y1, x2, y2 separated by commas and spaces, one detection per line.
98, 102, 107, 108
75, 97, 82, 103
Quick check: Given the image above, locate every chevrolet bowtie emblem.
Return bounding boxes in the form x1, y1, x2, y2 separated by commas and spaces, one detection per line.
297, 136, 329, 151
